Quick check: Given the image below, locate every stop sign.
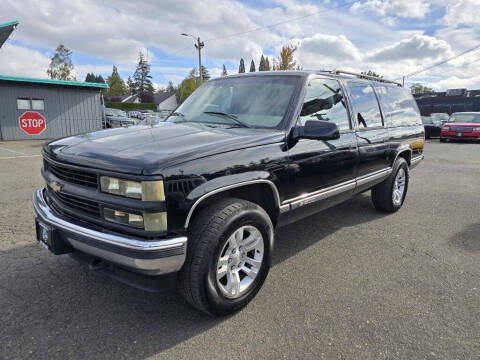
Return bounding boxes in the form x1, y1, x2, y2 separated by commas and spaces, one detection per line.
19, 111, 46, 135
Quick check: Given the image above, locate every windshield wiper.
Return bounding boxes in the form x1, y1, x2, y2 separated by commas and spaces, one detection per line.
203, 111, 251, 128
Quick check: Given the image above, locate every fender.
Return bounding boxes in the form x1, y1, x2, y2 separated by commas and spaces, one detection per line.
184, 171, 281, 228
392, 144, 412, 166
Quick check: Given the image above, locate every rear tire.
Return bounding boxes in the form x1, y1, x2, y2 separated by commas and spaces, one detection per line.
178, 198, 273, 315
371, 158, 409, 213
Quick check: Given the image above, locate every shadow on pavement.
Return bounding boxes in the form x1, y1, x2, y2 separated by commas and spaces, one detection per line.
449, 223, 480, 252
0, 193, 388, 360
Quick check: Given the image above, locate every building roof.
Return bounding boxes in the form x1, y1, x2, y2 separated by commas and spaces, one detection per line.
0, 20, 18, 49
121, 92, 174, 104
0, 74, 109, 89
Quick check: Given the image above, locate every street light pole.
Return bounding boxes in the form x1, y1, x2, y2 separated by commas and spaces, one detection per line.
181, 33, 204, 83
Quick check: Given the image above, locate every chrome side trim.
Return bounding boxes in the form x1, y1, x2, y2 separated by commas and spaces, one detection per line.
33, 189, 187, 252
410, 155, 424, 169
281, 167, 392, 212
356, 167, 392, 187
184, 179, 281, 228
287, 180, 356, 211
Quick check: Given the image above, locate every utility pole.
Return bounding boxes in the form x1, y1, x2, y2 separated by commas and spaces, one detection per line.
402, 76, 405, 87
181, 33, 205, 83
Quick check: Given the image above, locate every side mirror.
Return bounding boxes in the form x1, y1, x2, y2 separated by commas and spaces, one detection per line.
298, 120, 340, 140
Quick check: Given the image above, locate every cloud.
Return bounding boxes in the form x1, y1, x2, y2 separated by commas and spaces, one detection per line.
367, 35, 452, 62
444, 0, 480, 27
296, 34, 361, 69
428, 75, 480, 90
0, 44, 50, 78
351, 0, 430, 19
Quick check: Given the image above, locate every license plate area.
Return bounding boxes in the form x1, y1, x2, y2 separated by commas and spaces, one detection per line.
35, 219, 74, 255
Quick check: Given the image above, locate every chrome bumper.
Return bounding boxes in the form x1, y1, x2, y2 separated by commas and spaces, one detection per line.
33, 189, 187, 275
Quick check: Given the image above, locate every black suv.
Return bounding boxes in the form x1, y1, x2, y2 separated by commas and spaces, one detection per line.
33, 70, 424, 315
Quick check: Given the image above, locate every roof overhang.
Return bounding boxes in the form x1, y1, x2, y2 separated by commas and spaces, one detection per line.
0, 21, 18, 49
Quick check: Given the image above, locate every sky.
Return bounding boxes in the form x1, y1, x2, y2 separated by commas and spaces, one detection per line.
1, 0, 480, 91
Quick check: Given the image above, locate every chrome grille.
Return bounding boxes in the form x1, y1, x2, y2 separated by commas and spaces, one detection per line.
45, 160, 98, 188
450, 126, 473, 132
48, 188, 101, 217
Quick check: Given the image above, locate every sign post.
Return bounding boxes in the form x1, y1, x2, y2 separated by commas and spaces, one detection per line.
19, 111, 46, 135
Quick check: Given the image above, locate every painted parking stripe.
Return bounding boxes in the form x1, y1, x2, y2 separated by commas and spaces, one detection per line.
0, 146, 27, 155
0, 155, 41, 160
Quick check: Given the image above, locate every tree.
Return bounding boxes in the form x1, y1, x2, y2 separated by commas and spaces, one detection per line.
259, 55, 265, 71
360, 70, 383, 79
85, 73, 95, 82
277, 44, 298, 70
133, 51, 154, 94
222, 64, 228, 76
127, 76, 136, 94
105, 66, 128, 96
139, 91, 154, 103
265, 57, 270, 71
96, 75, 105, 83
238, 58, 245, 73
410, 83, 434, 95
166, 81, 175, 93
249, 60, 256, 72
47, 44, 76, 80
200, 65, 211, 81
176, 68, 201, 104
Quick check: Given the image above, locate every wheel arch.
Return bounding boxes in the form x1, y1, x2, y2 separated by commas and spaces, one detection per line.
392, 145, 412, 167
184, 177, 282, 229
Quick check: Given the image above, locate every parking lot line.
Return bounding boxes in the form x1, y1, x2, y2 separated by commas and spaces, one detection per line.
0, 154, 41, 160
0, 146, 27, 155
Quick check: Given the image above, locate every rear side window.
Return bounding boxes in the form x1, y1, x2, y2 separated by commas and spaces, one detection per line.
346, 83, 383, 128
375, 86, 421, 127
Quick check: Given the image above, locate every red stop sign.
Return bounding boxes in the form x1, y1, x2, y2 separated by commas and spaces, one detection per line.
19, 111, 46, 135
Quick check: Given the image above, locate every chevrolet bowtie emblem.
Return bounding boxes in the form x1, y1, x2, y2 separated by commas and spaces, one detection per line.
49, 181, 62, 192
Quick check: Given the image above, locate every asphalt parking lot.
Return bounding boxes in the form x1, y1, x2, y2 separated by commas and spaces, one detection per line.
0, 139, 479, 360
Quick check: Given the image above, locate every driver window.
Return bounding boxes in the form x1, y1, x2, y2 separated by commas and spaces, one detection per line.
299, 78, 350, 131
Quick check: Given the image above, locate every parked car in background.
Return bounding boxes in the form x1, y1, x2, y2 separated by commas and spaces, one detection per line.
33, 70, 424, 315
127, 110, 141, 119
104, 108, 138, 128
430, 113, 450, 124
441, 112, 480, 142
422, 116, 442, 138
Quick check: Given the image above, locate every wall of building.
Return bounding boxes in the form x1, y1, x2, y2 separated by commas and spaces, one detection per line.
0, 83, 103, 140
158, 94, 177, 112
415, 95, 480, 116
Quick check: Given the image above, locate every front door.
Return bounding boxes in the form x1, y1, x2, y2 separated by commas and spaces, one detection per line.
285, 77, 358, 205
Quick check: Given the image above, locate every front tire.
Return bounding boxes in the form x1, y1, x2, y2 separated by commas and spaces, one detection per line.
371, 157, 409, 212
178, 198, 273, 315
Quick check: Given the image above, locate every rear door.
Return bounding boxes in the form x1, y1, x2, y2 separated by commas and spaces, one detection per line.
344, 81, 390, 178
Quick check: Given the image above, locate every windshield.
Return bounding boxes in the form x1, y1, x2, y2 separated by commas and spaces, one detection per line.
173, 76, 300, 128
449, 113, 480, 123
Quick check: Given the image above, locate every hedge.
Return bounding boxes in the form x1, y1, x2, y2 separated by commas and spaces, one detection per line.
105, 102, 157, 111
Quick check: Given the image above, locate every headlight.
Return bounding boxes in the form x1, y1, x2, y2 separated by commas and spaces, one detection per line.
100, 177, 165, 201
473, 127, 480, 131
104, 208, 167, 231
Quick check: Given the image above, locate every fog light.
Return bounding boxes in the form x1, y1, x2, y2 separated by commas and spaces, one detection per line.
144, 212, 167, 231
104, 208, 144, 228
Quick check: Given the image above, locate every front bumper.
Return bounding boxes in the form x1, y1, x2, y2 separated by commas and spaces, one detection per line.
33, 188, 187, 275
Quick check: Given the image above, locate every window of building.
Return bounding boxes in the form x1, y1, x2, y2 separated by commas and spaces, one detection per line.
31, 99, 45, 111
17, 98, 30, 110
346, 84, 383, 128
299, 78, 351, 130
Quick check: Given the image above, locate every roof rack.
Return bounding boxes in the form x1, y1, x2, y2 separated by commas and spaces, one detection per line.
330, 69, 403, 87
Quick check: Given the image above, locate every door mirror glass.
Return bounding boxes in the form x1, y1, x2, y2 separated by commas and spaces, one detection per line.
299, 120, 340, 140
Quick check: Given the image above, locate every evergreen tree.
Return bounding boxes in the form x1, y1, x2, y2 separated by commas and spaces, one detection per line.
85, 73, 94, 82
249, 60, 256, 72
47, 44, 76, 80
127, 76, 136, 94
265, 57, 270, 71
238, 58, 245, 73
221, 64, 228, 76
96, 75, 105, 83
133, 51, 154, 94
200, 65, 211, 81
105, 66, 128, 96
259, 55, 265, 71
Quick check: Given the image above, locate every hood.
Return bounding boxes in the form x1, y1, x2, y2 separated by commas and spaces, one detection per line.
444, 122, 480, 127
44, 122, 285, 175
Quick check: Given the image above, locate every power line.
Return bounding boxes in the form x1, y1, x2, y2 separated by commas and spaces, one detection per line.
399, 43, 480, 80
203, 0, 358, 43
